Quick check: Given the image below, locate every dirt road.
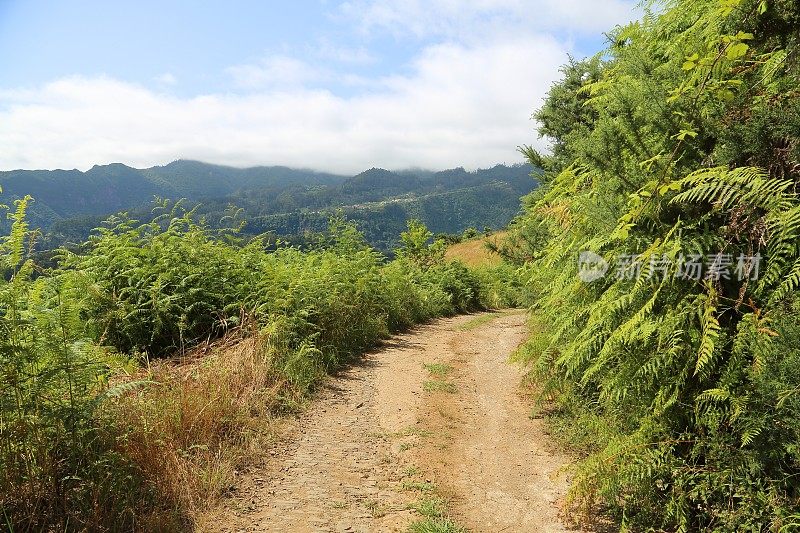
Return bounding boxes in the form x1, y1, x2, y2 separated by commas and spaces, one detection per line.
205, 311, 579, 532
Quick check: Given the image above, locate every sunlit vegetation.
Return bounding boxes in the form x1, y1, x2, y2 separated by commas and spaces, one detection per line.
403, 468, 466, 533
0, 199, 517, 530
7, 0, 800, 530
423, 363, 453, 377
443, 231, 506, 267
422, 381, 458, 394
507, 0, 800, 530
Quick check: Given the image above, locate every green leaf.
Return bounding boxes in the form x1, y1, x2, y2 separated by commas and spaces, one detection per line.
658, 182, 682, 195
726, 42, 749, 60
675, 129, 699, 140
717, 89, 735, 102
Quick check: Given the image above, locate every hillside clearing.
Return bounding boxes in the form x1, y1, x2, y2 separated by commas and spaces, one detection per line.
444, 232, 507, 267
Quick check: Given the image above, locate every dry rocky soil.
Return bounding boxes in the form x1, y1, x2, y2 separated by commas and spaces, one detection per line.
203, 311, 584, 532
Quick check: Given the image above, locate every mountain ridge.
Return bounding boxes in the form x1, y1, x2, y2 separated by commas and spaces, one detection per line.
0, 159, 539, 250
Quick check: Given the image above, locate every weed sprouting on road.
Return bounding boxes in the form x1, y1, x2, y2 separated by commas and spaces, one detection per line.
457, 311, 503, 331
422, 381, 458, 394
423, 363, 453, 377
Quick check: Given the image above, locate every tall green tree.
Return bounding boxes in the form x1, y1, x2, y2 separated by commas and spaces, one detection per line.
396, 219, 446, 269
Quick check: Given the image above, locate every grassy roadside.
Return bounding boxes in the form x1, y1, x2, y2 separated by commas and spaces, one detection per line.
0, 209, 520, 531
512, 312, 618, 529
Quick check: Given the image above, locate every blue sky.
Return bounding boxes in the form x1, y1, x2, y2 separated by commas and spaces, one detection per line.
0, 0, 638, 172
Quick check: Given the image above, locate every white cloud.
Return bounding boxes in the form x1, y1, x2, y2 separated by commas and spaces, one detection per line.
338, 0, 637, 38
314, 40, 376, 65
0, 35, 566, 173
226, 55, 326, 89
225, 43, 374, 93
154, 72, 178, 85
1, 0, 641, 172
537, 0, 637, 33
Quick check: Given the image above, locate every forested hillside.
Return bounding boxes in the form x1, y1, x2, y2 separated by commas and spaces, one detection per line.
0, 161, 344, 225
505, 0, 800, 530
1, 161, 536, 251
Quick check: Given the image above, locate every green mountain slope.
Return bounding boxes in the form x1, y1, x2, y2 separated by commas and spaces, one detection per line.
2, 160, 538, 250
0, 160, 345, 230
247, 180, 526, 250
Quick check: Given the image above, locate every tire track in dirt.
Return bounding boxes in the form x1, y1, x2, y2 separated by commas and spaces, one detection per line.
204, 312, 581, 532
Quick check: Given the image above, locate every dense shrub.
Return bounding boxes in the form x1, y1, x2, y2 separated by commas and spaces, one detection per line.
473, 262, 530, 309
63, 211, 247, 357
0, 198, 146, 530
0, 206, 505, 530
509, 0, 800, 530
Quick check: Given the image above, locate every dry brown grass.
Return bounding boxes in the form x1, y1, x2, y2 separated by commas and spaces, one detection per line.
106, 326, 297, 528
444, 232, 508, 267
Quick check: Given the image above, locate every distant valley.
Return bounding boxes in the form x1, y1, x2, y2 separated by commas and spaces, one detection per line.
0, 160, 539, 251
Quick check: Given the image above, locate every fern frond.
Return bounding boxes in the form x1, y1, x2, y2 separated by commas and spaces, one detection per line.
695, 290, 721, 378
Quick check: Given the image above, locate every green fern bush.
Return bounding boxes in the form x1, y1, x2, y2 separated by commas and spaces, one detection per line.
510, 0, 800, 530
0, 197, 148, 530
61, 206, 248, 357
1, 202, 502, 529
